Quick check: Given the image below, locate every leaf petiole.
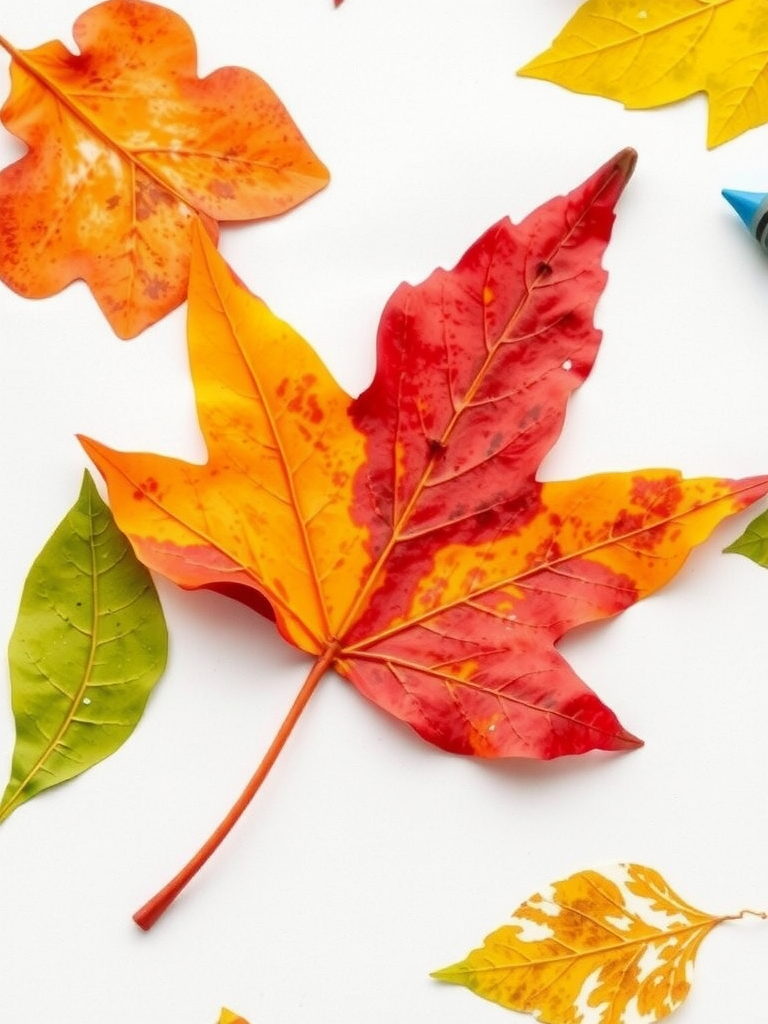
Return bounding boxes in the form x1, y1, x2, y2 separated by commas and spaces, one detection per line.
722, 908, 768, 922
133, 642, 338, 930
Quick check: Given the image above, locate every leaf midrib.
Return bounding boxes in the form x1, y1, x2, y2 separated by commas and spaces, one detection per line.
196, 238, 332, 645
341, 652, 627, 740
443, 917, 716, 975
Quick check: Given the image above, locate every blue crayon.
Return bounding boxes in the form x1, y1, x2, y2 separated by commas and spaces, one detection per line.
722, 189, 768, 252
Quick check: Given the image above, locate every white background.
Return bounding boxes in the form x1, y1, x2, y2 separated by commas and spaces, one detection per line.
1, 2, 768, 1022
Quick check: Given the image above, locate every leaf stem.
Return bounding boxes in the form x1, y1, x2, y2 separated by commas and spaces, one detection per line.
133, 643, 338, 930
722, 909, 768, 922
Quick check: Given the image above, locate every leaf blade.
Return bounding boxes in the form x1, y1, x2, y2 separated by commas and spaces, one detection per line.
432, 863, 725, 1023
80, 221, 373, 654
81, 151, 768, 764
218, 1011, 251, 1024
724, 507, 768, 567
339, 471, 766, 757
518, 0, 768, 148
0, 0, 329, 337
0, 470, 167, 822
349, 149, 637, 557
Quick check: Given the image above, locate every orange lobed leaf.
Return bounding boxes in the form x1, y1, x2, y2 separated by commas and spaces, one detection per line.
0, 0, 329, 337
433, 863, 766, 1023
78, 150, 768, 923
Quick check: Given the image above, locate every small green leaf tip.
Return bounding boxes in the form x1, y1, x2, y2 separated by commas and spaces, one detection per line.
724, 508, 768, 568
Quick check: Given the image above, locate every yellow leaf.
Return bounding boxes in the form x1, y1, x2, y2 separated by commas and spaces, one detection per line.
518, 0, 768, 147
217, 1010, 250, 1024
433, 863, 766, 1023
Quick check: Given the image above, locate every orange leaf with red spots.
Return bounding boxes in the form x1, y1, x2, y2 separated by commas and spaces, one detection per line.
79, 149, 768, 926
0, 0, 328, 338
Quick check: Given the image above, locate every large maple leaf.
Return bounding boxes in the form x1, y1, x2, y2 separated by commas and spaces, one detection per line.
519, 0, 768, 148
80, 150, 768, 926
0, 0, 328, 338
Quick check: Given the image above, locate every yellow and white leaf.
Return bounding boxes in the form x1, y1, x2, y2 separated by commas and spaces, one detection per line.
433, 863, 762, 1023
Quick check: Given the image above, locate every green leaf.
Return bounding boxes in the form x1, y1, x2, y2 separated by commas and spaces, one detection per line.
0, 470, 167, 823
724, 509, 768, 568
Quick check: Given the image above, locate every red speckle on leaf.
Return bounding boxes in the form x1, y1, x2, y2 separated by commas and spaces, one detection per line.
208, 180, 236, 199
134, 478, 159, 501
143, 276, 169, 300
630, 474, 683, 516
614, 510, 646, 536
306, 394, 323, 424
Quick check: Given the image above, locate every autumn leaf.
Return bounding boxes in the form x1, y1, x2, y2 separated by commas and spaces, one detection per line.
724, 508, 768, 567
432, 863, 767, 1023
79, 149, 768, 927
518, 0, 768, 148
218, 1011, 250, 1024
0, 0, 329, 338
0, 471, 167, 824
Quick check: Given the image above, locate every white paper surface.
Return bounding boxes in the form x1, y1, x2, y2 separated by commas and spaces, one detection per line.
1, 2, 767, 1022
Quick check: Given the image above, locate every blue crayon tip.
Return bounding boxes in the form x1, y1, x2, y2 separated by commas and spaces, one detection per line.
722, 188, 766, 231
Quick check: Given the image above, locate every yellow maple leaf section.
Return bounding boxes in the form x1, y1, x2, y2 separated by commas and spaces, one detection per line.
81, 226, 371, 654
378, 470, 760, 634
519, 0, 768, 147
433, 864, 724, 1023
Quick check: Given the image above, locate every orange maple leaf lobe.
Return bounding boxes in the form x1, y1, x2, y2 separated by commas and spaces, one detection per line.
80, 222, 368, 655
0, 0, 329, 337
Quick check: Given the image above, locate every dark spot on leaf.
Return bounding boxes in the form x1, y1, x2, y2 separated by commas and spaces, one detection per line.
208, 180, 236, 199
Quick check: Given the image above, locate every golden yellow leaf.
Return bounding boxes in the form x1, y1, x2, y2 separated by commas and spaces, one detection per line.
217, 1011, 250, 1024
433, 863, 766, 1023
518, 0, 768, 147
